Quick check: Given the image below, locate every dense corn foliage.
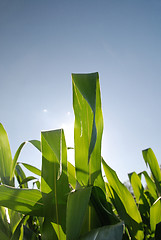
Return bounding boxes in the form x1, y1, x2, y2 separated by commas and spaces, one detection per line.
0, 73, 160, 239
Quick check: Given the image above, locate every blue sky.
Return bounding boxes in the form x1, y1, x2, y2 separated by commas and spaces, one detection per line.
1, 0, 161, 182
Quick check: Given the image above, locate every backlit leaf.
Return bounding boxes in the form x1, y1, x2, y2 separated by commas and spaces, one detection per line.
102, 158, 144, 239
0, 123, 13, 185
139, 171, 158, 201
15, 164, 28, 188
11, 142, 26, 181
29, 140, 41, 152
20, 176, 37, 186
72, 73, 104, 190
20, 163, 41, 176
150, 197, 161, 234
142, 148, 161, 195
128, 172, 150, 227
41, 129, 70, 237
0, 185, 44, 216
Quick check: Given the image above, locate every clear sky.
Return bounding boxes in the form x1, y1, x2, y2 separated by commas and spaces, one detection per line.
1, 0, 161, 182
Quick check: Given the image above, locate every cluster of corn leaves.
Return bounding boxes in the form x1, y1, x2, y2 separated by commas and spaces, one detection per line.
0, 73, 160, 239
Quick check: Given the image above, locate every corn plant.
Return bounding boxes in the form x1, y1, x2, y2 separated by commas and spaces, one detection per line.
1, 72, 161, 239
101, 148, 161, 239
0, 123, 42, 239
0, 73, 124, 239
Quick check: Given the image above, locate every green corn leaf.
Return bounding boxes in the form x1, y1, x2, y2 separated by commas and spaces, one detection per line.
72, 73, 104, 190
102, 158, 144, 239
139, 171, 158, 202
66, 186, 119, 240
20, 176, 37, 186
142, 148, 161, 195
90, 186, 119, 226
11, 215, 37, 240
128, 172, 150, 226
0, 206, 12, 239
19, 163, 41, 176
150, 197, 161, 234
11, 142, 26, 181
41, 129, 69, 195
33, 180, 40, 190
10, 215, 27, 240
41, 129, 70, 237
51, 222, 66, 240
41, 219, 66, 240
0, 206, 10, 227
0, 185, 44, 216
66, 186, 93, 240
80, 186, 120, 236
29, 140, 41, 152
11, 140, 41, 181
0, 123, 13, 185
41, 219, 58, 240
15, 164, 28, 188
8, 209, 22, 234
67, 161, 76, 189
80, 222, 124, 240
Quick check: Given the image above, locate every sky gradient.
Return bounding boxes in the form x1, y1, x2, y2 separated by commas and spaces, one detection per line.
1, 0, 161, 182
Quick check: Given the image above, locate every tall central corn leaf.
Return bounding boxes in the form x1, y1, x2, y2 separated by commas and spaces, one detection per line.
72, 72, 104, 190
66, 73, 112, 240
